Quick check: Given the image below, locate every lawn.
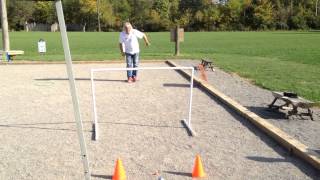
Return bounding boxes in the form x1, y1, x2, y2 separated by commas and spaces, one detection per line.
3, 31, 320, 102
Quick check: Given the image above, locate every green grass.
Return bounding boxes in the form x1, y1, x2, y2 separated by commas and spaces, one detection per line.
3, 31, 320, 102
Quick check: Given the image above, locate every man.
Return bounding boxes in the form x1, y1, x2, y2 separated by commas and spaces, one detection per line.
119, 22, 151, 83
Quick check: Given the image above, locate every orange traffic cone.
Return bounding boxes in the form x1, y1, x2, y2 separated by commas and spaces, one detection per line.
192, 155, 206, 178
112, 158, 126, 180
198, 64, 208, 82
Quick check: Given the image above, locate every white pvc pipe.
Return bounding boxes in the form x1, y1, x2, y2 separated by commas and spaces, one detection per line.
92, 66, 194, 72
91, 66, 195, 140
188, 69, 194, 126
55, 1, 91, 179
90, 71, 98, 140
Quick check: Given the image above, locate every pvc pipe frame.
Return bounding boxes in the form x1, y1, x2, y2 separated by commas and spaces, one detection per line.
91, 66, 195, 141
55, 1, 91, 180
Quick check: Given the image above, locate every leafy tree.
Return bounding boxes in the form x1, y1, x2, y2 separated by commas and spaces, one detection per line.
288, 3, 308, 29
223, 0, 242, 30
7, 0, 34, 30
99, 0, 115, 30
111, 0, 131, 30
252, 0, 275, 29
5, 0, 320, 31
32, 1, 56, 24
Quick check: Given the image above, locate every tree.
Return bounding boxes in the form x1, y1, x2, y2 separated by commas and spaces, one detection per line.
128, 0, 152, 29
7, 0, 34, 30
99, 0, 115, 30
252, 0, 275, 29
32, 1, 56, 24
223, 0, 242, 30
111, 0, 131, 30
146, 0, 170, 31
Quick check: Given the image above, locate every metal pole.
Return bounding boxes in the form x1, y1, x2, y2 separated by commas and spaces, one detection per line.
90, 70, 99, 140
55, 1, 91, 179
1, 0, 10, 52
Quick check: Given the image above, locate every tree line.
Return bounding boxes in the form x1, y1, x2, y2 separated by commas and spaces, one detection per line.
7, 0, 320, 31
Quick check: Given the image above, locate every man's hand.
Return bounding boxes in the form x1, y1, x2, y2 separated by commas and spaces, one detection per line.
143, 34, 151, 47
119, 43, 125, 57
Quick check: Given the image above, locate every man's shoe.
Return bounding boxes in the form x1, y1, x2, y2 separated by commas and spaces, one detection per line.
132, 76, 138, 82
127, 77, 133, 83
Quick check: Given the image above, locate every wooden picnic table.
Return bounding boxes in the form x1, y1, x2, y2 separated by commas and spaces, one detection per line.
201, 58, 214, 71
0, 50, 24, 61
268, 91, 314, 120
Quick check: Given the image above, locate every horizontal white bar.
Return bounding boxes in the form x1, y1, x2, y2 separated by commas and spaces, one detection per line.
91, 66, 194, 72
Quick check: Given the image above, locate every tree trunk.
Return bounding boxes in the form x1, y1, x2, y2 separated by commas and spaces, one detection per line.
97, 0, 101, 32
316, 0, 318, 16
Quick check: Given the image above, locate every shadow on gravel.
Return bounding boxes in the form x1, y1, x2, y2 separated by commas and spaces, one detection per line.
0, 121, 92, 132
163, 83, 190, 88
180, 120, 193, 137
98, 121, 183, 129
34, 78, 126, 82
307, 148, 320, 155
163, 170, 191, 177
245, 106, 288, 120
314, 149, 320, 155
246, 156, 289, 163
91, 174, 112, 179
196, 87, 320, 178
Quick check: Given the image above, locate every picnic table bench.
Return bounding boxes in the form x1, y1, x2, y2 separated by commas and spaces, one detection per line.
268, 91, 314, 120
201, 58, 214, 71
0, 50, 24, 62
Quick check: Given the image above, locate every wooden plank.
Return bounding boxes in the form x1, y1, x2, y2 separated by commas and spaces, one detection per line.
166, 60, 320, 170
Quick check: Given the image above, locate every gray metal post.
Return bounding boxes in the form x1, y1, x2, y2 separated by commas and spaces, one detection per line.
1, 0, 10, 52
55, 1, 91, 179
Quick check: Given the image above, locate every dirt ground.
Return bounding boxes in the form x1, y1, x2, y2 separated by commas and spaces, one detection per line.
0, 62, 319, 179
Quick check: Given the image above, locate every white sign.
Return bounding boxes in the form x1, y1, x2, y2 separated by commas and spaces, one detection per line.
38, 40, 46, 53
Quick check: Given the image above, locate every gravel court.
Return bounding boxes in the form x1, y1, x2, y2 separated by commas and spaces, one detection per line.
173, 60, 320, 156
0, 62, 318, 179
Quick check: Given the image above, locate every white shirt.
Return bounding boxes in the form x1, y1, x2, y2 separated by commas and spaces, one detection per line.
119, 29, 144, 54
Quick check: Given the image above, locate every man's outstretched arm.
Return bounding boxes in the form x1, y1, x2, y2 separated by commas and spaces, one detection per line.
143, 34, 151, 46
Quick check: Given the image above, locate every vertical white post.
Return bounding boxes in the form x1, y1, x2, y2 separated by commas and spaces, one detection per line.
90, 70, 99, 140
188, 69, 194, 126
1, 0, 10, 52
55, 1, 91, 179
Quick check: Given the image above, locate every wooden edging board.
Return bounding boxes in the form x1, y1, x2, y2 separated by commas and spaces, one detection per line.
166, 60, 320, 171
